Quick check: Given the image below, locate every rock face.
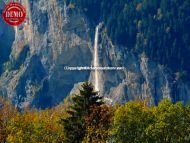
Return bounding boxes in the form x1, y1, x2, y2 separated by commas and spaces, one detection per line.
0, 0, 189, 109
0, 1, 15, 74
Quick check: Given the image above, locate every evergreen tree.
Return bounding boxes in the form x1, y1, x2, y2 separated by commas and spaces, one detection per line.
60, 82, 103, 143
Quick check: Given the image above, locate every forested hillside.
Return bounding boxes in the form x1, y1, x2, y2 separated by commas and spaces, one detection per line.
69, 0, 190, 80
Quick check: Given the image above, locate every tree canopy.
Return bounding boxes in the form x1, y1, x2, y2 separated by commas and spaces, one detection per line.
1, 84, 190, 143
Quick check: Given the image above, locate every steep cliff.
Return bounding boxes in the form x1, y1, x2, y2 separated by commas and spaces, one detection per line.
0, 0, 189, 109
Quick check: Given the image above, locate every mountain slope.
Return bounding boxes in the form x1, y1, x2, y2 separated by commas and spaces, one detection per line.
0, 0, 190, 109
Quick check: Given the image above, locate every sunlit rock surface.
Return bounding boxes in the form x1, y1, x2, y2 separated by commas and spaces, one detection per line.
0, 0, 189, 109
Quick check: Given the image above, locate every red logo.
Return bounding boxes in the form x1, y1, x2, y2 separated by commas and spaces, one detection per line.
2, 2, 26, 26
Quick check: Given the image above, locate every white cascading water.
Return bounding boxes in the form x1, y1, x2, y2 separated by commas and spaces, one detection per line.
94, 25, 100, 91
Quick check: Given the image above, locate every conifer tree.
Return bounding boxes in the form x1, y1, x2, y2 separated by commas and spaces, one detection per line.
60, 82, 103, 143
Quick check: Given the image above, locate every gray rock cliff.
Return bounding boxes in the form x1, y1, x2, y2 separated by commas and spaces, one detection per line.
0, 0, 189, 109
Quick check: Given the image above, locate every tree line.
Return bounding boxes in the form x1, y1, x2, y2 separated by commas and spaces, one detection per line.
0, 82, 190, 143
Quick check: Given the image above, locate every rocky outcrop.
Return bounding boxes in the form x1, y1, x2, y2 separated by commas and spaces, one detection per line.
98, 28, 190, 105
0, 1, 15, 74
0, 0, 189, 109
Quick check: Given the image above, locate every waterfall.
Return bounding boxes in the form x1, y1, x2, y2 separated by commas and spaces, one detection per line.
94, 25, 100, 91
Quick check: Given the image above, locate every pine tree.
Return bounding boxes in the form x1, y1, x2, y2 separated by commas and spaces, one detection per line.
60, 82, 103, 143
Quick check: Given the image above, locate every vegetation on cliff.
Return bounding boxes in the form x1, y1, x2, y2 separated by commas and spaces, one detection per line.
70, 0, 190, 80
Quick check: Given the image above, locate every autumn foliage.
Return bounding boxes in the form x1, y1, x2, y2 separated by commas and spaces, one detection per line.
1, 82, 190, 143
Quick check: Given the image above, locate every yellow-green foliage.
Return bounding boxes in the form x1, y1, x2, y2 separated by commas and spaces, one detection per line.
1, 96, 190, 143
6, 108, 65, 143
111, 100, 154, 143
0, 98, 17, 142
111, 100, 190, 143
0, 96, 68, 143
